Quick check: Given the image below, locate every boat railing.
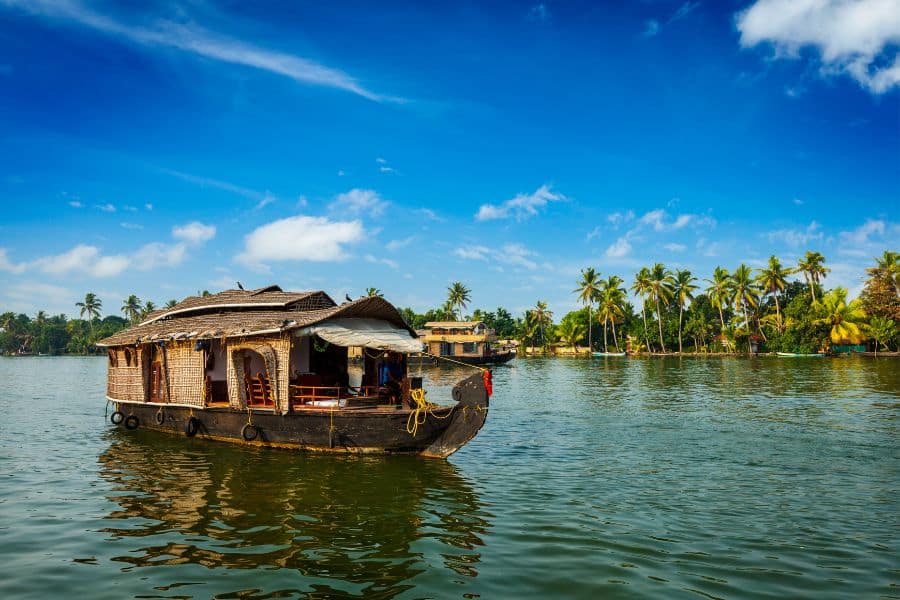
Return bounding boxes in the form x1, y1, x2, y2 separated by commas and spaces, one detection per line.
289, 384, 383, 410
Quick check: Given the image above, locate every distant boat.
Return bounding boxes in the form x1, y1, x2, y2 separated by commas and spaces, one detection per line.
776, 352, 825, 357
592, 351, 626, 357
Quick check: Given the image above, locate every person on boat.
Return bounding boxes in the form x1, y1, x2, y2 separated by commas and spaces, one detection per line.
379, 352, 406, 405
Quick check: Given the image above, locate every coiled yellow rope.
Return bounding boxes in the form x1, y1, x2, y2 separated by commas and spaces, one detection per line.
406, 388, 452, 436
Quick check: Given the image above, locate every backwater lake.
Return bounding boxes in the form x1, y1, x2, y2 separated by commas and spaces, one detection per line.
0, 355, 897, 599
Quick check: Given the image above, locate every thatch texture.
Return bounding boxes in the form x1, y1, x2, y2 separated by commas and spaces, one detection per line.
97, 294, 414, 347
164, 341, 205, 407
107, 348, 145, 402
227, 336, 291, 413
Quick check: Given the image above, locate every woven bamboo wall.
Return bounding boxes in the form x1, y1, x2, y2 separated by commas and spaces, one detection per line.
164, 341, 205, 407
107, 348, 145, 402
226, 335, 291, 413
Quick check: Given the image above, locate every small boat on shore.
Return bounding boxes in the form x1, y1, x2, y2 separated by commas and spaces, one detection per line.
592, 351, 626, 357
97, 286, 491, 458
776, 352, 825, 357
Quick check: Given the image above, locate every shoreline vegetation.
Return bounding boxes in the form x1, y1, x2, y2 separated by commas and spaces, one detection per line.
2, 250, 898, 357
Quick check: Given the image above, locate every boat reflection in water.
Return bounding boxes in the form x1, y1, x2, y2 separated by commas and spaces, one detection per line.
97, 429, 491, 597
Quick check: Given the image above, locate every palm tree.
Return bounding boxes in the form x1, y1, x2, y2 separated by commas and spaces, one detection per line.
142, 301, 157, 318
756, 256, 791, 332
868, 315, 897, 356
813, 287, 867, 348
75, 293, 102, 334
35, 310, 47, 326
366, 287, 384, 297
529, 300, 553, 350
705, 266, 731, 335
446, 282, 471, 321
867, 250, 899, 298
165, 299, 178, 309
730, 264, 760, 352
121, 295, 142, 323
797, 251, 830, 302
647, 263, 674, 352
631, 267, 653, 352
557, 319, 586, 352
574, 267, 601, 351
672, 269, 698, 353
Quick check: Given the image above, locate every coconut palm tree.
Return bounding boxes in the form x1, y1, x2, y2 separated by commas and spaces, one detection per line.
35, 310, 47, 326
647, 263, 674, 352
121, 295, 142, 323
672, 269, 698, 353
868, 315, 897, 355
812, 287, 867, 348
597, 285, 625, 352
165, 299, 178, 309
756, 256, 792, 332
867, 250, 899, 298
574, 267, 601, 351
446, 282, 471, 321
631, 267, 653, 352
142, 301, 157, 318
730, 264, 760, 352
76, 293, 102, 334
365, 287, 384, 297
557, 319, 586, 352
705, 266, 731, 335
797, 251, 830, 302
529, 300, 553, 350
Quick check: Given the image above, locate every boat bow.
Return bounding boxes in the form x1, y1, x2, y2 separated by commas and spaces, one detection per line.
421, 371, 490, 458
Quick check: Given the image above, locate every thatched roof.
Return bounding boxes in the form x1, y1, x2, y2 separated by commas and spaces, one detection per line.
97, 288, 414, 347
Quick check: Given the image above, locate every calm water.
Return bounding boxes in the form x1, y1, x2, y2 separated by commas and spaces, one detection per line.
1, 356, 897, 599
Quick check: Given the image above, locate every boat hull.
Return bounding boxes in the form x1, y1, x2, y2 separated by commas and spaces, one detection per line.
108, 373, 489, 458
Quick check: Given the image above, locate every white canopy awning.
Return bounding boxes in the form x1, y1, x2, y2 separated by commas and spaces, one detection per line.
294, 318, 424, 353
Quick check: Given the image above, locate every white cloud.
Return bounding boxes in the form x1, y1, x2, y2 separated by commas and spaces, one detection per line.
0, 248, 27, 274
337, 170, 345, 177
475, 184, 566, 221
417, 208, 442, 221
638, 209, 713, 232
3, 280, 73, 315
839, 218, 885, 246
765, 221, 824, 247
454, 246, 490, 261
386, 236, 417, 251
144, 203, 153, 211
97, 203, 116, 212
737, 0, 900, 94
502, 243, 538, 270
586, 226, 602, 241
664, 243, 687, 252
254, 193, 275, 210
376, 157, 387, 164
123, 205, 137, 212
364, 254, 399, 269
236, 215, 365, 265
33, 244, 130, 277
379, 166, 396, 174
330, 189, 388, 217
133, 242, 187, 271
165, 169, 267, 201
792, 197, 804, 205
68, 200, 83, 208
4, 0, 391, 102
120, 222, 143, 230
605, 237, 632, 258
172, 221, 217, 244
607, 210, 635, 227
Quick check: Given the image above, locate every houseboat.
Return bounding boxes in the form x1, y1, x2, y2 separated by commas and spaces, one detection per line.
97, 286, 491, 458
418, 321, 515, 365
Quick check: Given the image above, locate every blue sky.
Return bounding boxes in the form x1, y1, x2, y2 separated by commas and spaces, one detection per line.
0, 0, 898, 319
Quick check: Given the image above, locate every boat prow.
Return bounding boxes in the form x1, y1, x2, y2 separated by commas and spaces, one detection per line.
421, 371, 490, 458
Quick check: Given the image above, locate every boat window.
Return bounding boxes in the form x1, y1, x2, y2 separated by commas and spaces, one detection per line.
462, 342, 477, 354
108, 349, 118, 368
124, 348, 133, 367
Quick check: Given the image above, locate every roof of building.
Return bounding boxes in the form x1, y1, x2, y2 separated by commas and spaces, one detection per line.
97, 289, 414, 347
423, 321, 485, 328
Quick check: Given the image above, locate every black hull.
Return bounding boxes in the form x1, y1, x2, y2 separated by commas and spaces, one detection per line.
109, 373, 489, 458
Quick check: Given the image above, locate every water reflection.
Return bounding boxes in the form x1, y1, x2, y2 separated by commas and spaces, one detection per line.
97, 430, 491, 598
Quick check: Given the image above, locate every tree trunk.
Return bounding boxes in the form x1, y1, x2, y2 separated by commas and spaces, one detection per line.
641, 300, 651, 353
611, 320, 619, 351
603, 317, 608, 352
774, 293, 782, 331
587, 304, 592, 351
656, 299, 666, 353
678, 304, 684, 353
743, 301, 752, 354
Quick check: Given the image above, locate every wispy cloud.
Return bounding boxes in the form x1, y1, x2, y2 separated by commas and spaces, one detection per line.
527, 4, 550, 23
3, 0, 394, 101
475, 184, 566, 221
68, 200, 83, 208
386, 236, 417, 251
164, 169, 268, 202
120, 222, 143, 230
172, 221, 217, 244
605, 237, 632, 258
364, 254, 399, 269
454, 243, 539, 270
330, 189, 388, 217
737, 0, 900, 94
96, 203, 116, 212
765, 221, 823, 248
643, 2, 701, 37
0, 248, 27, 274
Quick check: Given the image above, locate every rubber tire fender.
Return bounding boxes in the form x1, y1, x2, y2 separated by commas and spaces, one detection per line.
124, 415, 139, 430
186, 416, 199, 438
110, 411, 125, 425
241, 423, 259, 441
154, 411, 165, 425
